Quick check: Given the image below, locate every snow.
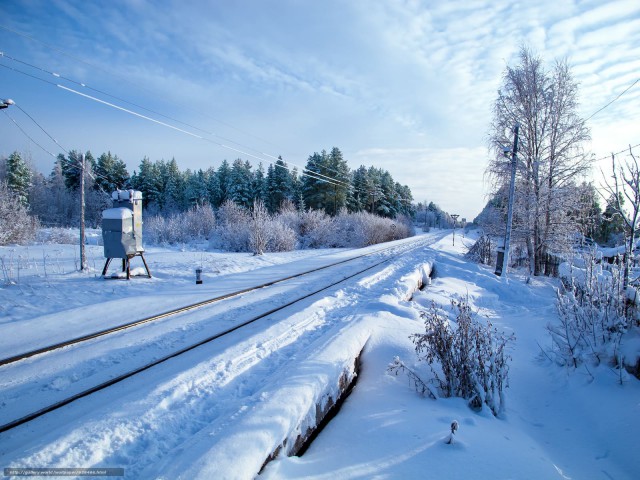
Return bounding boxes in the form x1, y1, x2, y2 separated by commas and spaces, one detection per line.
111, 190, 142, 201
1, 229, 638, 479
102, 208, 132, 220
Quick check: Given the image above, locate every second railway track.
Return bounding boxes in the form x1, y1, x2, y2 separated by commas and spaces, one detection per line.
0, 234, 442, 433
1, 238, 421, 368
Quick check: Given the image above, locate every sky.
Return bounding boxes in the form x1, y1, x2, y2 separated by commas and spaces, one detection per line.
1, 0, 639, 220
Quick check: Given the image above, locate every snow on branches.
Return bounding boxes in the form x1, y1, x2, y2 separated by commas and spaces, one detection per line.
391, 297, 515, 417
549, 250, 640, 381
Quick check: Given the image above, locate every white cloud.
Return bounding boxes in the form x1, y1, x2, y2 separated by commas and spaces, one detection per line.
1, 0, 638, 219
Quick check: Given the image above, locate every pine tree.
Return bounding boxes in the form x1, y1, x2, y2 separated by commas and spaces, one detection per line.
184, 169, 209, 207
160, 158, 185, 212
252, 162, 267, 204
131, 157, 162, 208
349, 165, 369, 212
217, 159, 232, 204
267, 157, 293, 213
228, 158, 254, 208
6, 151, 31, 207
326, 147, 350, 215
58, 150, 95, 191
94, 151, 130, 194
599, 194, 625, 245
302, 148, 350, 215
302, 151, 326, 211
205, 167, 222, 207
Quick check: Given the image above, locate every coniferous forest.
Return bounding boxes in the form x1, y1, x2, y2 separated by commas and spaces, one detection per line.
0, 147, 426, 250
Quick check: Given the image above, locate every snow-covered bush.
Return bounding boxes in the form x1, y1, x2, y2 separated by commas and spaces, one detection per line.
209, 200, 251, 252
145, 205, 216, 245
183, 204, 216, 240
298, 209, 335, 248
465, 234, 494, 265
330, 210, 407, 248
410, 297, 514, 416
549, 250, 639, 377
394, 214, 416, 239
35, 228, 77, 245
209, 200, 297, 254
266, 219, 298, 252
276, 206, 302, 237
0, 181, 40, 245
249, 200, 269, 255
250, 201, 297, 254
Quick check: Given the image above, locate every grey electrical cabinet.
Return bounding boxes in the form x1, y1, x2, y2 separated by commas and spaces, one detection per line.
101, 190, 151, 279
102, 207, 138, 258
102, 190, 144, 258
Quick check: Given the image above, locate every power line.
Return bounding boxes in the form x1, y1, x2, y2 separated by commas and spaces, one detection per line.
1, 55, 351, 188
13, 102, 68, 154
2, 110, 57, 158
1, 51, 213, 136
2, 100, 123, 189
55, 85, 351, 188
0, 56, 287, 170
0, 25, 283, 150
593, 142, 640, 163
585, 77, 639, 122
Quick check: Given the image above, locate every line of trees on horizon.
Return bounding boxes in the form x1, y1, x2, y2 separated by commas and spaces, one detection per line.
0, 146, 431, 245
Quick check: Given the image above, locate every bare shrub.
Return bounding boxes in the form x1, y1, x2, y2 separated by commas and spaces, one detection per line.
249, 200, 269, 255
298, 209, 335, 248
0, 182, 40, 245
466, 234, 494, 265
410, 297, 514, 416
145, 204, 216, 245
183, 204, 216, 240
266, 220, 297, 252
35, 228, 77, 245
549, 250, 636, 378
209, 200, 251, 252
276, 208, 302, 237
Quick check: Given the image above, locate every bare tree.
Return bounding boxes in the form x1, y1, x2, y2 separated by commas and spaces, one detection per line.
601, 146, 640, 287
250, 199, 269, 256
487, 47, 591, 275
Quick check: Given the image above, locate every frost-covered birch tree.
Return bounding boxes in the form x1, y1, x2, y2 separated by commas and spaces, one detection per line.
487, 47, 591, 275
601, 147, 640, 287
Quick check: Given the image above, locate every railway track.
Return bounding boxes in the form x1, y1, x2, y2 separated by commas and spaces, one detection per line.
0, 234, 441, 434
1, 238, 424, 368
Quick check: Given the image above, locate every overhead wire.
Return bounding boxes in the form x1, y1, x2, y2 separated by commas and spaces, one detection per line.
0, 24, 284, 150
593, 142, 640, 163
3, 98, 128, 191
2, 110, 57, 158
1, 54, 354, 189
13, 102, 68, 154
585, 77, 639, 122
1, 51, 213, 136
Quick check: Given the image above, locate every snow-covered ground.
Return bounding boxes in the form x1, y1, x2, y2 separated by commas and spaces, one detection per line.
1, 230, 638, 479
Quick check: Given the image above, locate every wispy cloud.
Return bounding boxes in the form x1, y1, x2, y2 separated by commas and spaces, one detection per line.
1, 0, 638, 218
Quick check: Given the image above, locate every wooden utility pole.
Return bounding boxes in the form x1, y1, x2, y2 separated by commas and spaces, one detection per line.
80, 152, 88, 271
451, 214, 459, 245
496, 124, 519, 276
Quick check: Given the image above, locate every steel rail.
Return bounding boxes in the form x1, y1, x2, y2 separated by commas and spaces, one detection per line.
0, 241, 414, 367
0, 237, 434, 433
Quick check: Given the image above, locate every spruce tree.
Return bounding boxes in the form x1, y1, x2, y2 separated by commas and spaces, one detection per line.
6, 151, 31, 207
94, 151, 130, 194
252, 162, 267, 205
206, 167, 222, 207
267, 157, 293, 213
228, 158, 253, 208
217, 159, 232, 205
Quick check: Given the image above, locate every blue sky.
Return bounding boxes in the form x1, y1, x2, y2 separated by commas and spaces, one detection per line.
1, 0, 639, 220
